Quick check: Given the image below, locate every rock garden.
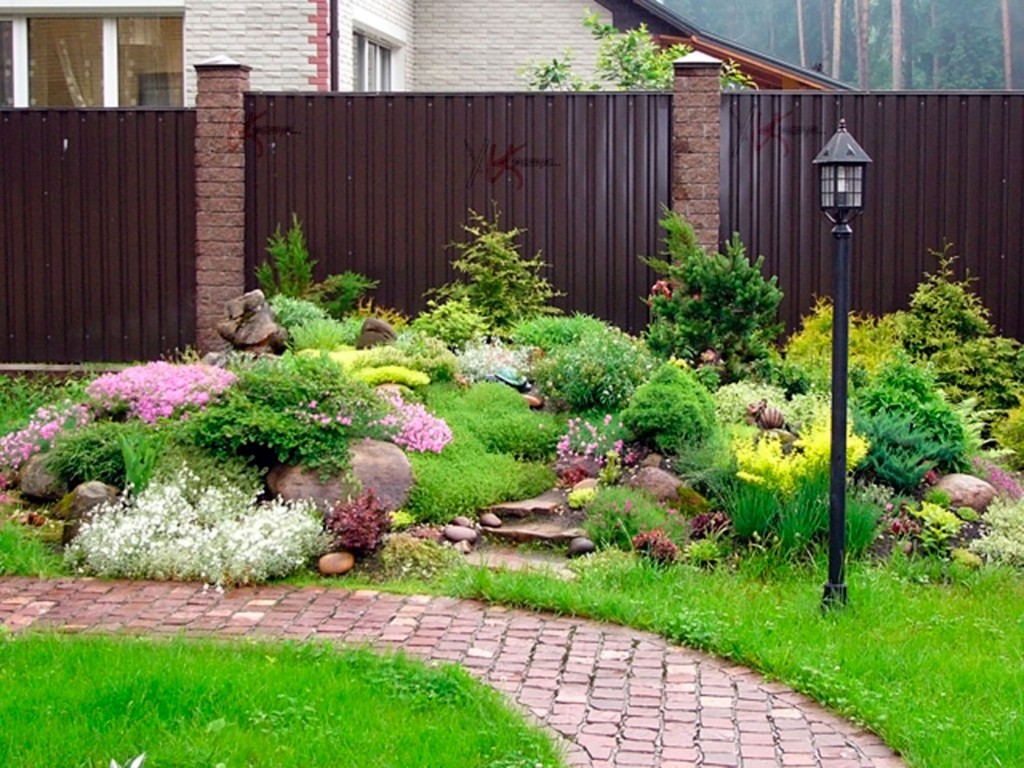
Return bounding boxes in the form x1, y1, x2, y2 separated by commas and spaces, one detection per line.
4, 211, 1024, 767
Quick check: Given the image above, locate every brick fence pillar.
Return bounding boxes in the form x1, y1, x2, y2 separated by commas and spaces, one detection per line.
194, 56, 251, 353
672, 52, 721, 253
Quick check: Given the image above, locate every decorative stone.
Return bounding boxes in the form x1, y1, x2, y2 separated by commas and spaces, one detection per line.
318, 551, 356, 576
52, 481, 119, 521
935, 473, 997, 513
479, 512, 502, 528
443, 524, 479, 544
356, 317, 397, 349
572, 478, 599, 492
455, 540, 473, 555
567, 537, 596, 558
452, 515, 473, 528
266, 438, 413, 512
627, 466, 683, 502
18, 454, 68, 502
523, 394, 544, 409
217, 289, 287, 354
640, 453, 663, 469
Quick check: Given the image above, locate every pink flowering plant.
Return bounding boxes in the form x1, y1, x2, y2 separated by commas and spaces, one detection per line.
86, 362, 237, 424
375, 390, 453, 453
0, 401, 91, 485
556, 414, 627, 467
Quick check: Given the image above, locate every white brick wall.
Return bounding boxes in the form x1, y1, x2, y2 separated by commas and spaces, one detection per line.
413, 0, 609, 91
184, 0, 322, 102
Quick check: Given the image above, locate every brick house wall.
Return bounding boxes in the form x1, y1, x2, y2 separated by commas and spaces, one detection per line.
413, 0, 609, 91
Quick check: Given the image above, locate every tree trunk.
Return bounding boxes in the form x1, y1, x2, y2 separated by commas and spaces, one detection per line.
892, 0, 904, 88
832, 0, 843, 80
855, 0, 870, 88
797, 0, 808, 68
1003, 0, 1014, 88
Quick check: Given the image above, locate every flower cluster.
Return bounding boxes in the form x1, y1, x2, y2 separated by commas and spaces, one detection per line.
65, 467, 327, 585
375, 390, 453, 453
287, 400, 354, 428
0, 400, 91, 480
556, 414, 626, 467
86, 362, 236, 424
972, 456, 1023, 501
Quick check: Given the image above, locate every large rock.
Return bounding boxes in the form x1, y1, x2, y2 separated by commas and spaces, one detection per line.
266, 438, 413, 511
18, 454, 67, 502
935, 473, 997, 513
627, 466, 683, 502
356, 317, 397, 349
217, 289, 287, 353
55, 481, 120, 546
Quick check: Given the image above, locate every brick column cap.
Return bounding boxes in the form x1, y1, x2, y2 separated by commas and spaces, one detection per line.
195, 55, 252, 72
674, 51, 721, 70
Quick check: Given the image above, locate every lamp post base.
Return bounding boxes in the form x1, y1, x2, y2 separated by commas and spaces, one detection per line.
822, 582, 848, 609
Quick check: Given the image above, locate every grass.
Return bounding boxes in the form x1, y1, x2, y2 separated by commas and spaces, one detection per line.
440, 551, 1024, 768
0, 521, 65, 577
0, 632, 566, 768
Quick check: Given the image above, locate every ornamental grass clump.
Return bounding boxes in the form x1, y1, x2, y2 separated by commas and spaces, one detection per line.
65, 467, 327, 585
86, 362, 236, 424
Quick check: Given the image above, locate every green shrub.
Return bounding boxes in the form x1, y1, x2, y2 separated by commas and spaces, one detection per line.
583, 486, 688, 551
47, 420, 156, 488
325, 332, 459, 384
424, 383, 560, 461
912, 501, 964, 555
351, 366, 431, 389
994, 398, 1024, 469
268, 295, 329, 332
621, 363, 716, 455
894, 245, 1024, 410
511, 313, 611, 352
782, 298, 903, 393
377, 533, 465, 582
531, 325, 655, 413
289, 318, 359, 351
185, 354, 387, 474
307, 271, 379, 319
406, 442, 555, 523
971, 497, 1024, 566
853, 359, 968, 490
643, 211, 783, 383
428, 207, 561, 334
411, 298, 490, 349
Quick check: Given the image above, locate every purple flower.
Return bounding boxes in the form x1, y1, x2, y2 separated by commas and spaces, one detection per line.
86, 362, 236, 425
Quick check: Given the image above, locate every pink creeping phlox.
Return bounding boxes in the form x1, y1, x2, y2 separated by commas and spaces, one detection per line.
375, 390, 453, 453
86, 362, 236, 424
973, 456, 1023, 500
288, 400, 354, 428
0, 401, 92, 483
557, 414, 626, 467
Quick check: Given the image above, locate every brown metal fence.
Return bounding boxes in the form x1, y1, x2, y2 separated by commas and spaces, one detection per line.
244, 92, 672, 334
722, 92, 1024, 338
0, 109, 196, 363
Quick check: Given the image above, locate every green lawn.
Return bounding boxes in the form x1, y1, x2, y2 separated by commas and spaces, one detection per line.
0, 632, 565, 768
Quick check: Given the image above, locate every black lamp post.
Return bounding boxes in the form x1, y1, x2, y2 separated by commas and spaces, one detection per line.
813, 119, 872, 609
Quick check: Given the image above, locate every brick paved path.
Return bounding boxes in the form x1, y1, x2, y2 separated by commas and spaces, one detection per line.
0, 577, 903, 768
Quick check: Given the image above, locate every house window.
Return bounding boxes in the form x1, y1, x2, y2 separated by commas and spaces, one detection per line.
9, 15, 182, 107
353, 32, 391, 91
117, 17, 183, 106
1, 21, 12, 107
29, 17, 104, 106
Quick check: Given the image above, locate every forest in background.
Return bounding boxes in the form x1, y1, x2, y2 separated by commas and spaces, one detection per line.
664, 0, 1021, 89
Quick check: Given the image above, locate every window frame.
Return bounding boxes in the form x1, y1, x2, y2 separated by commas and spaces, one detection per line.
1, 7, 184, 107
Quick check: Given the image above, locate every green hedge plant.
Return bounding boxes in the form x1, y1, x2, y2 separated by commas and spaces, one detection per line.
621, 363, 717, 455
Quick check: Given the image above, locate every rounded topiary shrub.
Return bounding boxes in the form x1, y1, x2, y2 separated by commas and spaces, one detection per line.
621, 363, 717, 455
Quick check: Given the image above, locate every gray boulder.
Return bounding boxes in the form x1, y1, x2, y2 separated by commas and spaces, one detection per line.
217, 289, 287, 353
18, 454, 67, 502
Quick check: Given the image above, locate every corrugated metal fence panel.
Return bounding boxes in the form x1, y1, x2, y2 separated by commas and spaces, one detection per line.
0, 109, 196, 363
722, 92, 1024, 338
244, 92, 671, 334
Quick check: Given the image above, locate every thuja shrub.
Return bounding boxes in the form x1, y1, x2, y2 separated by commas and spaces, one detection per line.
65, 468, 327, 585
324, 490, 391, 554
531, 324, 656, 413
643, 212, 782, 383
621, 363, 717, 455
185, 354, 387, 474
428, 207, 562, 334
86, 362, 236, 425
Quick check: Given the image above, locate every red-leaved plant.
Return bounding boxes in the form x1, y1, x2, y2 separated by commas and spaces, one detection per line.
631, 528, 680, 565
323, 489, 391, 554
